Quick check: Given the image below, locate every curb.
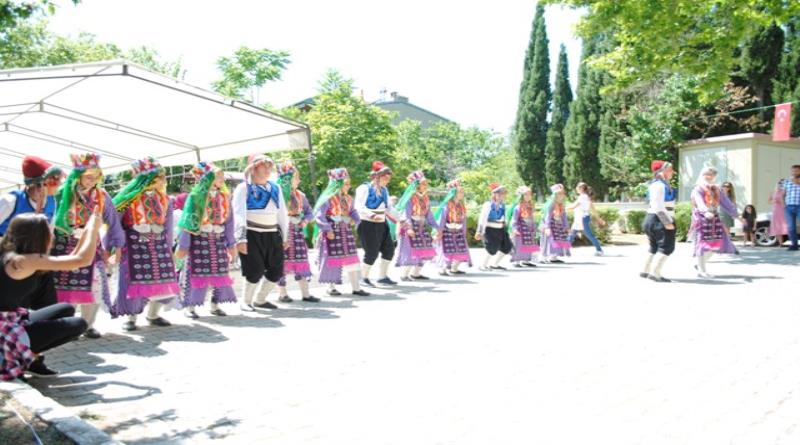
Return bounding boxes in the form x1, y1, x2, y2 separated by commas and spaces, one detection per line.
0, 379, 123, 445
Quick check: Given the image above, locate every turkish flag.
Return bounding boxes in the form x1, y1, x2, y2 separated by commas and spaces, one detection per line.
773, 102, 792, 141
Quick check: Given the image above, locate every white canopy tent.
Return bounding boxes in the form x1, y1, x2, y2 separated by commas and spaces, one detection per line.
0, 60, 311, 189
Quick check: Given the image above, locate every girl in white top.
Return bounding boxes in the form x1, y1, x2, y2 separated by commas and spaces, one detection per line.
567, 183, 605, 255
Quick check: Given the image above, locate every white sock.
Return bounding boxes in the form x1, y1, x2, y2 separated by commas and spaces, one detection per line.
652, 253, 669, 278
412, 265, 422, 276
127, 314, 137, 323
451, 261, 460, 273
702, 251, 714, 275
643, 253, 655, 274
362, 263, 373, 280
80, 304, 99, 328
209, 301, 219, 311
492, 252, 506, 267
402, 266, 412, 279
146, 301, 161, 320
348, 270, 362, 292
379, 259, 391, 279
298, 279, 310, 298
482, 254, 492, 269
243, 280, 258, 305
255, 279, 276, 304
278, 285, 289, 298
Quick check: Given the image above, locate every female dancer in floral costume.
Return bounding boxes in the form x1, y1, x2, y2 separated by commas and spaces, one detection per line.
507, 186, 539, 267
434, 179, 471, 276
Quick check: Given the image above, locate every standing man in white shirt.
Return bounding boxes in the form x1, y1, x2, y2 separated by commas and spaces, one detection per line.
232, 154, 289, 311
354, 161, 406, 287
641, 160, 676, 282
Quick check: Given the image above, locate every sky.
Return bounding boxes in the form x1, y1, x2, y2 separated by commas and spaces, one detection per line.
48, 0, 584, 135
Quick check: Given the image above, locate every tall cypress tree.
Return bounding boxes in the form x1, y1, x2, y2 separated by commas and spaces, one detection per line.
563, 37, 606, 197
544, 44, 572, 187
774, 20, 800, 135
740, 23, 785, 119
512, 4, 551, 195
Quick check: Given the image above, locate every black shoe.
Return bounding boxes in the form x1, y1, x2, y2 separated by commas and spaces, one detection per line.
327, 288, 342, 296
83, 328, 102, 339
522, 262, 538, 268
513, 263, 524, 268
352, 289, 371, 297
788, 246, 799, 251
210, 308, 227, 316
147, 317, 172, 327
185, 310, 199, 320
253, 301, 278, 310
451, 270, 466, 275
439, 270, 451, 276
490, 265, 507, 270
410, 275, 429, 280
549, 259, 564, 264
648, 275, 671, 283
400, 276, 412, 282
240, 303, 255, 312
278, 295, 294, 303
377, 277, 397, 286
26, 357, 59, 378
361, 278, 375, 288
639, 272, 649, 279
302, 296, 321, 303
122, 320, 138, 331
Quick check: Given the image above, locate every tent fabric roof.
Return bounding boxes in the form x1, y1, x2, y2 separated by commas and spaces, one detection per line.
0, 60, 310, 189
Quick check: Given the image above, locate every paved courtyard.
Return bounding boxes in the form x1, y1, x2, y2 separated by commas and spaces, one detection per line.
27, 241, 800, 444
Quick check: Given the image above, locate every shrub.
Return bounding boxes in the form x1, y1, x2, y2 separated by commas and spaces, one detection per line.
625, 210, 647, 235
674, 201, 693, 242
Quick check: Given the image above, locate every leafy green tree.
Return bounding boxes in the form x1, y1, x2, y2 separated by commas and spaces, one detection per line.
544, 44, 572, 187
774, 20, 800, 135
512, 4, 550, 194
212, 46, 290, 102
563, 37, 606, 196
541, 0, 800, 101
740, 23, 784, 118
0, 0, 78, 36
458, 147, 524, 204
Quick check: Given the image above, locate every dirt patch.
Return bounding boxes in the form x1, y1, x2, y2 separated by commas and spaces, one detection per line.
0, 390, 75, 445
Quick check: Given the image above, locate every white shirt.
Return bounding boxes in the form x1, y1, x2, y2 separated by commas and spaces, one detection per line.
577, 194, 591, 212
647, 181, 674, 225
232, 181, 288, 243
354, 183, 404, 222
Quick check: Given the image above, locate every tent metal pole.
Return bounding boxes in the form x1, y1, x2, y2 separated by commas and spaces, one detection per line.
305, 127, 318, 202
6, 125, 134, 161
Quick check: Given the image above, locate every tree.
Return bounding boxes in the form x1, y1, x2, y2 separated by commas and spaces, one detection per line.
563, 37, 606, 196
394, 120, 505, 188
740, 23, 784, 119
512, 4, 551, 195
774, 20, 800, 135
0, 0, 78, 36
544, 44, 572, 187
0, 20, 184, 77
211, 46, 290, 102
293, 71, 399, 194
540, 0, 800, 101
459, 147, 524, 204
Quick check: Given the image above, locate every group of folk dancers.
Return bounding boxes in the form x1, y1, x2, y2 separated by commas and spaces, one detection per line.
1, 154, 749, 343
0, 154, 608, 341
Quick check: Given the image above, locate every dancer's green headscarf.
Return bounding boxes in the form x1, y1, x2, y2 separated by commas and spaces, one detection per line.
177, 162, 220, 235
389, 170, 426, 241
506, 186, 532, 234
312, 168, 350, 245
112, 157, 164, 212
54, 153, 103, 236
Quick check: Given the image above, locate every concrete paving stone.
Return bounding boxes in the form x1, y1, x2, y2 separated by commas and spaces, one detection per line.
21, 243, 800, 444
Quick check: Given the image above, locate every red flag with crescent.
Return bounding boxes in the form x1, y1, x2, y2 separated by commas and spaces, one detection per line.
773, 103, 792, 141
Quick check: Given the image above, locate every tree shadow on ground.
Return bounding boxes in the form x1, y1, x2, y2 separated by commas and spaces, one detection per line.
268, 308, 339, 320
32, 380, 160, 407
289, 299, 357, 310
102, 409, 243, 444
356, 292, 406, 301
124, 323, 229, 344
717, 248, 799, 266
198, 314, 284, 329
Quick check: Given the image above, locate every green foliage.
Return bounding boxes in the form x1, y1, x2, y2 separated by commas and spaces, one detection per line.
394, 120, 504, 188
0, 0, 78, 36
212, 46, 290, 101
458, 147, 524, 204
512, 4, 550, 194
540, 0, 800, 102
740, 23, 785, 115
624, 209, 647, 234
0, 20, 185, 76
563, 37, 606, 196
545, 44, 572, 187
773, 20, 800, 135
302, 70, 399, 194
674, 202, 693, 242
